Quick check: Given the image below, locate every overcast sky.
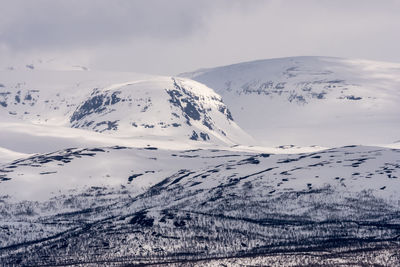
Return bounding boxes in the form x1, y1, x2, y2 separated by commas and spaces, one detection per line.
1, 0, 400, 75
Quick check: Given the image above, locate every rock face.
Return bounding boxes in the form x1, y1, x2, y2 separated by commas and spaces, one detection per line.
0, 69, 250, 145
181, 56, 400, 146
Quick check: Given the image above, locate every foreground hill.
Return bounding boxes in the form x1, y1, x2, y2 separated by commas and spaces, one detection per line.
0, 145, 399, 265
181, 56, 400, 147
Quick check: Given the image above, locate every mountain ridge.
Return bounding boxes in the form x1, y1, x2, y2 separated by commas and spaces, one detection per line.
180, 56, 400, 147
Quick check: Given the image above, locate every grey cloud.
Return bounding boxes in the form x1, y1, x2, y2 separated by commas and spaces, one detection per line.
0, 0, 244, 51
1, 0, 399, 75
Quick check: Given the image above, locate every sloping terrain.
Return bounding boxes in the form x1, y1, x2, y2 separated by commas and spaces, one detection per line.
0, 69, 250, 146
181, 56, 400, 147
0, 145, 399, 265
1, 57, 400, 266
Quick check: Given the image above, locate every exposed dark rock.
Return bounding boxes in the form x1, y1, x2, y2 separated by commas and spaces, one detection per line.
70, 94, 106, 123
128, 173, 143, 182
200, 132, 210, 141
94, 120, 119, 132
346, 95, 362, 100
190, 131, 199, 140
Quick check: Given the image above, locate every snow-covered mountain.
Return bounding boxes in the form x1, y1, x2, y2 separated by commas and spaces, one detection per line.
1, 57, 400, 265
181, 56, 400, 147
1, 145, 399, 265
0, 69, 251, 149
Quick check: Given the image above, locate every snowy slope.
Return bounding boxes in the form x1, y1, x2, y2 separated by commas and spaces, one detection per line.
180, 56, 400, 147
0, 69, 251, 147
1, 57, 400, 265
0, 145, 399, 265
